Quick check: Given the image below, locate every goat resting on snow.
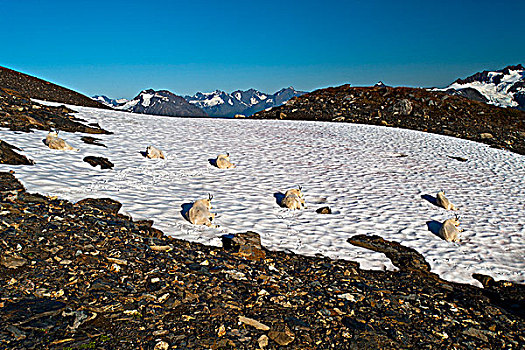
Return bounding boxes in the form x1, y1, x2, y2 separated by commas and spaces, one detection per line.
436, 190, 458, 211
281, 186, 306, 210
44, 131, 78, 151
188, 194, 218, 228
439, 214, 462, 242
215, 153, 236, 169
146, 145, 165, 159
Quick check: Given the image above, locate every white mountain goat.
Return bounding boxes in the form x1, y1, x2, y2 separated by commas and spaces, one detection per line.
436, 191, 458, 211
188, 194, 218, 228
215, 153, 236, 169
146, 145, 165, 159
439, 215, 462, 242
281, 186, 306, 210
44, 131, 78, 151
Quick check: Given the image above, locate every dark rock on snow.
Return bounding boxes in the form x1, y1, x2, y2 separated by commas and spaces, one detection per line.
0, 140, 34, 165
83, 156, 114, 169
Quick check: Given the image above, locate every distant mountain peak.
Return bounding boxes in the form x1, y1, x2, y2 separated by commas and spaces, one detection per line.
442, 64, 524, 110
92, 95, 129, 107
116, 89, 207, 117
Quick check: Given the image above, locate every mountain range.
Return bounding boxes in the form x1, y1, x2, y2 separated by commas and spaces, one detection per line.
441, 64, 524, 110
184, 87, 306, 117
93, 87, 305, 118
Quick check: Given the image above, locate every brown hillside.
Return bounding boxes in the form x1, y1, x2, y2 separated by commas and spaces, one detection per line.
252, 85, 525, 155
0, 66, 109, 109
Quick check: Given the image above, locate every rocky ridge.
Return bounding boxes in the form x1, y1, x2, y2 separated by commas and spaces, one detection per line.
251, 84, 525, 155
0, 66, 109, 109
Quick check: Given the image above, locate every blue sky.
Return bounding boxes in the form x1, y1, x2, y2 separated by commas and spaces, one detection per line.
1, 0, 523, 99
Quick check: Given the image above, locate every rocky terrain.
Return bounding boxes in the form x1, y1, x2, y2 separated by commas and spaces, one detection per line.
118, 89, 207, 117
0, 66, 109, 109
251, 84, 525, 155
0, 172, 523, 349
0, 87, 110, 135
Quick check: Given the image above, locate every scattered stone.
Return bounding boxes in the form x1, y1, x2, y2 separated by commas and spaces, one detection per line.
447, 155, 468, 162
80, 136, 107, 148
393, 99, 413, 115
0, 253, 27, 269
268, 324, 295, 346
234, 114, 246, 118
154, 340, 169, 350
83, 156, 114, 169
258, 334, 269, 348
222, 231, 265, 260
316, 206, 332, 214
480, 132, 494, 139
238, 316, 270, 331
332, 116, 345, 122
348, 234, 430, 272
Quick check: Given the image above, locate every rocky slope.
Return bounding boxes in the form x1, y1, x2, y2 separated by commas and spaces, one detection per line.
0, 87, 110, 135
185, 87, 306, 118
0, 66, 109, 109
118, 89, 207, 117
251, 84, 525, 155
0, 172, 523, 349
443, 64, 525, 110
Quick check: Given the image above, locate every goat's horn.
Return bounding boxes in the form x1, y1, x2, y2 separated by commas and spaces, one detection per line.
298, 185, 302, 191
227, 152, 229, 157
209, 193, 213, 200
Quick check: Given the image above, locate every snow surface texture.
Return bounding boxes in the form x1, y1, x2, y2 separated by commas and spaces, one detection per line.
1, 102, 524, 287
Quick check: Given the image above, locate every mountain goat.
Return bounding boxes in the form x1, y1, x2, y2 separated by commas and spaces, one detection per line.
439, 215, 462, 242
281, 186, 306, 210
188, 194, 218, 228
146, 145, 165, 159
44, 131, 79, 151
436, 191, 458, 211
215, 153, 236, 169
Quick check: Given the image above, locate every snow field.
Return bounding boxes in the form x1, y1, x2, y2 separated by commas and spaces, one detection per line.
1, 103, 524, 287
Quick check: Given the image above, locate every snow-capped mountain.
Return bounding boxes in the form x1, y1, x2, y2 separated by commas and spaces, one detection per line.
185, 87, 306, 117
442, 64, 525, 110
92, 95, 129, 107
117, 89, 207, 117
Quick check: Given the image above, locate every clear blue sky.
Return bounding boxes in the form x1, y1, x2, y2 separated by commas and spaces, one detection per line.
1, 0, 523, 99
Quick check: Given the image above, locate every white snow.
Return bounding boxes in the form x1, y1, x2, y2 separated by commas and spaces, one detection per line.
117, 99, 139, 110
140, 93, 154, 108
443, 67, 524, 108
2, 102, 524, 287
